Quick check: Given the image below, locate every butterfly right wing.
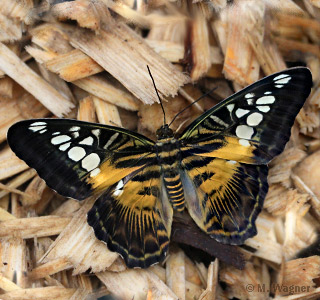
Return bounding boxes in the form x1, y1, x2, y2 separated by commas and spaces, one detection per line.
7, 119, 155, 200
87, 164, 173, 268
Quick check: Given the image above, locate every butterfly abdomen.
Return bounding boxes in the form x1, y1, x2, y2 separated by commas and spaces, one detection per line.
156, 138, 185, 211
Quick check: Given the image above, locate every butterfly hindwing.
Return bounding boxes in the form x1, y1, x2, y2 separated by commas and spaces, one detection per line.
180, 67, 312, 164
181, 155, 268, 244
7, 119, 155, 200
87, 165, 173, 268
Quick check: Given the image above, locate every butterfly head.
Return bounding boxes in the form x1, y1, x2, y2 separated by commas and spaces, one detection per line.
156, 124, 174, 140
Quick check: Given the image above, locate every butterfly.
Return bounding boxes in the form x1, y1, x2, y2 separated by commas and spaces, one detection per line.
7, 67, 312, 268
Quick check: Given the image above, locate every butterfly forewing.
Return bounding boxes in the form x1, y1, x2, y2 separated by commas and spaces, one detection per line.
180, 67, 312, 164
7, 119, 155, 200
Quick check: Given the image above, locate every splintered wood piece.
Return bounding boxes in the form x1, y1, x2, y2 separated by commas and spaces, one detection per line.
274, 37, 320, 59
66, 23, 189, 104
30, 24, 73, 54
93, 96, 122, 127
0, 216, 71, 239
274, 13, 320, 38
245, 212, 282, 264
283, 204, 317, 260
0, 237, 28, 288
0, 207, 16, 221
0, 76, 14, 98
145, 40, 184, 63
199, 259, 219, 300
73, 75, 139, 111
77, 96, 97, 122
29, 257, 73, 280
0, 42, 74, 117
0, 13, 22, 42
172, 212, 245, 270
147, 13, 187, 44
0, 146, 29, 180
0, 274, 21, 292
187, 8, 211, 81
1, 286, 77, 300
220, 1, 261, 85
166, 247, 186, 300
292, 174, 320, 220
268, 147, 307, 187
220, 262, 266, 300
247, 36, 286, 75
107, 0, 150, 28
184, 257, 204, 287
0, 0, 34, 24
264, 185, 309, 217
51, 0, 109, 31
97, 269, 178, 300
279, 256, 320, 296
265, 0, 306, 15
45, 49, 104, 82
36, 62, 75, 105
42, 198, 118, 274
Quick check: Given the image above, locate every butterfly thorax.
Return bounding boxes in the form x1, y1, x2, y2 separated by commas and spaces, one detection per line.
156, 125, 184, 211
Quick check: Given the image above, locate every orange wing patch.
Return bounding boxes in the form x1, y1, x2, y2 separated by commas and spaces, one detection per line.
181, 156, 268, 244
87, 165, 173, 268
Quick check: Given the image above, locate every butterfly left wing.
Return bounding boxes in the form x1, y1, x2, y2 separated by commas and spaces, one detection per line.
7, 119, 155, 200
179, 67, 312, 244
87, 164, 173, 268
179, 67, 312, 164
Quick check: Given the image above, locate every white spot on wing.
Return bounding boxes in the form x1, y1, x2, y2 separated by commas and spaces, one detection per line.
69, 126, 80, 132
247, 112, 263, 126
92, 129, 100, 138
247, 99, 253, 105
52, 132, 60, 136
239, 139, 250, 147
51, 135, 71, 145
104, 133, 119, 149
81, 153, 100, 171
245, 93, 255, 99
256, 95, 275, 105
227, 160, 237, 164
68, 146, 86, 161
236, 125, 254, 139
227, 104, 235, 112
29, 126, 46, 132
71, 132, 80, 138
59, 142, 71, 151
274, 74, 290, 83
79, 136, 94, 146
210, 115, 228, 127
257, 106, 270, 113
113, 180, 124, 196
275, 84, 284, 88
264, 91, 272, 95
39, 129, 47, 134
235, 108, 250, 118
30, 122, 47, 126
90, 168, 101, 177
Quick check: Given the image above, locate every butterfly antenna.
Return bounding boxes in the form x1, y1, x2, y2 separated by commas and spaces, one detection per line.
168, 86, 218, 127
147, 65, 166, 125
